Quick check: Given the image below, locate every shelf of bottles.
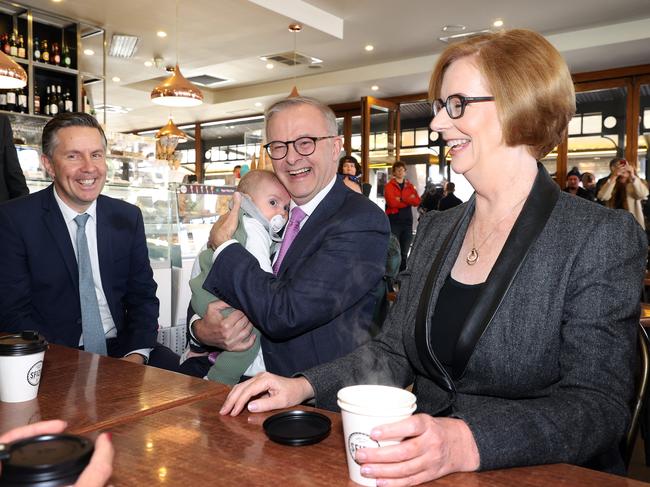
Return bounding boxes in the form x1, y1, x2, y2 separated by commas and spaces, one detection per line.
0, 3, 99, 119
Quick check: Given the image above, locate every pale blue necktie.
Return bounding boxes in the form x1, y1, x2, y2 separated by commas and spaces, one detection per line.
74, 213, 107, 355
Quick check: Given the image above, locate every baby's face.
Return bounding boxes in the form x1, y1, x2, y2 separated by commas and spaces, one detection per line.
250, 178, 291, 222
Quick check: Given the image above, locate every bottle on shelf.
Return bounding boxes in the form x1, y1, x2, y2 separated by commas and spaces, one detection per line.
0, 34, 8, 55
17, 35, 25, 59
9, 32, 17, 57
52, 42, 60, 65
56, 85, 64, 113
34, 84, 41, 115
44, 86, 50, 116
6, 88, 16, 112
63, 44, 71, 68
18, 87, 27, 113
0, 90, 7, 111
33, 36, 41, 61
49, 85, 59, 116
41, 39, 49, 63
63, 88, 73, 112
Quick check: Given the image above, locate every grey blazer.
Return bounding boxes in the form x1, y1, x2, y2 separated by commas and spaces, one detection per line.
303, 164, 647, 473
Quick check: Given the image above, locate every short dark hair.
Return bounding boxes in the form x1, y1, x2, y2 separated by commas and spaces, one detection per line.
338, 155, 361, 176
42, 112, 107, 159
392, 161, 406, 173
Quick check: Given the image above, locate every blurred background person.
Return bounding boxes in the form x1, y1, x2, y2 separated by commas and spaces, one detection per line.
581, 171, 597, 202
0, 114, 28, 202
338, 154, 371, 196
563, 167, 592, 200
597, 157, 649, 228
384, 160, 420, 271
438, 181, 463, 210
419, 181, 444, 214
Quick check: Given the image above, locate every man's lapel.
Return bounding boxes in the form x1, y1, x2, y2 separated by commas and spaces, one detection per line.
42, 184, 78, 287
95, 196, 114, 305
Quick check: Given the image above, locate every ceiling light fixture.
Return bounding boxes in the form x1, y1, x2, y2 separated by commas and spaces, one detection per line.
493, 19, 504, 28
266, 63, 274, 70
288, 23, 302, 98
371, 85, 379, 91
364, 44, 374, 52
108, 34, 139, 58
112, 76, 121, 82
442, 24, 466, 33
150, 0, 203, 107
83, 49, 94, 56
144, 60, 153, 67
156, 116, 194, 162
157, 31, 167, 38
254, 102, 262, 107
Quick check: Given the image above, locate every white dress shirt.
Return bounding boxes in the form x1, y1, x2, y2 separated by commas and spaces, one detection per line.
53, 188, 151, 360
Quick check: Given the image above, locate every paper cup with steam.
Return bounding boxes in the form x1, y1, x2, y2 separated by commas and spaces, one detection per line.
337, 385, 416, 486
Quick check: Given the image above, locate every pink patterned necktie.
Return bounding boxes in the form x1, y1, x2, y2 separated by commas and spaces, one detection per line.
273, 207, 306, 274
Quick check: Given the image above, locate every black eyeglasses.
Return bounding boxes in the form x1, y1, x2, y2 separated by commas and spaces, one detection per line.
263, 135, 338, 160
431, 94, 495, 119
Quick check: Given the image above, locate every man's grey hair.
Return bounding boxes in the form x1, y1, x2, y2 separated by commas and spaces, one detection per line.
42, 112, 107, 159
264, 96, 338, 139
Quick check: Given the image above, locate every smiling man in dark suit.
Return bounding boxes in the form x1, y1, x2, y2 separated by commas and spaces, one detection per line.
0, 112, 179, 371
188, 97, 390, 378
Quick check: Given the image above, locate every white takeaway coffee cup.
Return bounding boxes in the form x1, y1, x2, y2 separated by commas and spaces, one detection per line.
0, 331, 48, 403
337, 385, 417, 486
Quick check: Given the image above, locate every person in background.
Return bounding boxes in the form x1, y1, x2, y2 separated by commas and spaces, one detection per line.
191, 96, 390, 378
0, 113, 180, 371
384, 160, 421, 270
233, 165, 242, 179
181, 170, 291, 383
595, 157, 621, 204
338, 154, 372, 196
0, 114, 28, 202
438, 181, 463, 210
0, 420, 113, 486
597, 157, 649, 228
563, 167, 592, 200
220, 29, 645, 484
581, 171, 597, 202
419, 182, 444, 213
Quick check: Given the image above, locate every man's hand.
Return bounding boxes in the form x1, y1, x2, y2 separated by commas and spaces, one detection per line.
208, 192, 242, 250
194, 300, 255, 351
121, 353, 145, 365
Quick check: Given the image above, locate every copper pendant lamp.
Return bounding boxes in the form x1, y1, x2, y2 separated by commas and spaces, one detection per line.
0, 51, 27, 89
150, 0, 203, 107
155, 116, 193, 142
155, 116, 193, 161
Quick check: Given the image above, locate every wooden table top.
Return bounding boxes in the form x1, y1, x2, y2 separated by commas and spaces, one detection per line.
0, 344, 225, 434
108, 395, 650, 486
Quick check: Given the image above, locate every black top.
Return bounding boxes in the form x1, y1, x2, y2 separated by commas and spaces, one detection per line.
430, 275, 484, 374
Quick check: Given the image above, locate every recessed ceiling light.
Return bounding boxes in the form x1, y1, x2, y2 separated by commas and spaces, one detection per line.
83, 49, 94, 56
157, 31, 167, 38
51, 0, 62, 2
442, 24, 466, 33
254, 102, 262, 107
371, 85, 379, 91
144, 60, 153, 67
364, 44, 374, 52
112, 76, 121, 82
266, 63, 274, 70
493, 19, 504, 28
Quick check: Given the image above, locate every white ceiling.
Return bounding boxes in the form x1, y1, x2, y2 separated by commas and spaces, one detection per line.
20, 0, 650, 133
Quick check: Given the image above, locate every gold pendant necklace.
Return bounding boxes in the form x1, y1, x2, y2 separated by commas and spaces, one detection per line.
466, 194, 529, 266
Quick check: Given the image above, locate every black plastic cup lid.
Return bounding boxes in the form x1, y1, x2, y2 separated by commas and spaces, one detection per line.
0, 331, 48, 357
263, 410, 331, 446
0, 434, 93, 486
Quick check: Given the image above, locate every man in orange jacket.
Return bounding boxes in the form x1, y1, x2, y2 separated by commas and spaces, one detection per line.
384, 161, 420, 271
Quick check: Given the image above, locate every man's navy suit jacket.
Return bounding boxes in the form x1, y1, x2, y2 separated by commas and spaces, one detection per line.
0, 184, 159, 355
203, 176, 390, 377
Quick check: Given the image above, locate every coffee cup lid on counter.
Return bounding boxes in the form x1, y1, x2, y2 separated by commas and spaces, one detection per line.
0, 434, 93, 486
0, 331, 48, 357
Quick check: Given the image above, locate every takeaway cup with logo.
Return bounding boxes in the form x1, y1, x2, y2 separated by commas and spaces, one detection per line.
337, 385, 417, 486
0, 331, 47, 403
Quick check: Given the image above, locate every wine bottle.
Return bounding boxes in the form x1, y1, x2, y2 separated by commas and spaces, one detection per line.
41, 39, 49, 63
17, 35, 25, 58
63, 44, 71, 67
33, 36, 41, 61
52, 42, 60, 65
18, 87, 27, 113
56, 85, 64, 113
34, 84, 41, 115
63, 88, 73, 112
0, 90, 7, 111
1, 34, 8, 55
9, 32, 17, 57
6, 88, 16, 112
50, 85, 59, 116
44, 86, 50, 116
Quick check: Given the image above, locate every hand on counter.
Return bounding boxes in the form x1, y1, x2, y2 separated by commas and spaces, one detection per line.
0, 420, 114, 487
220, 372, 314, 416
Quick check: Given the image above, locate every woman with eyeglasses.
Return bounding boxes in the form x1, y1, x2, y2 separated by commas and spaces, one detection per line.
220, 29, 646, 484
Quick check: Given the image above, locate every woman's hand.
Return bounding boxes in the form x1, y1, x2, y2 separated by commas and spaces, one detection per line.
219, 373, 314, 416
0, 420, 114, 487
354, 415, 480, 486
